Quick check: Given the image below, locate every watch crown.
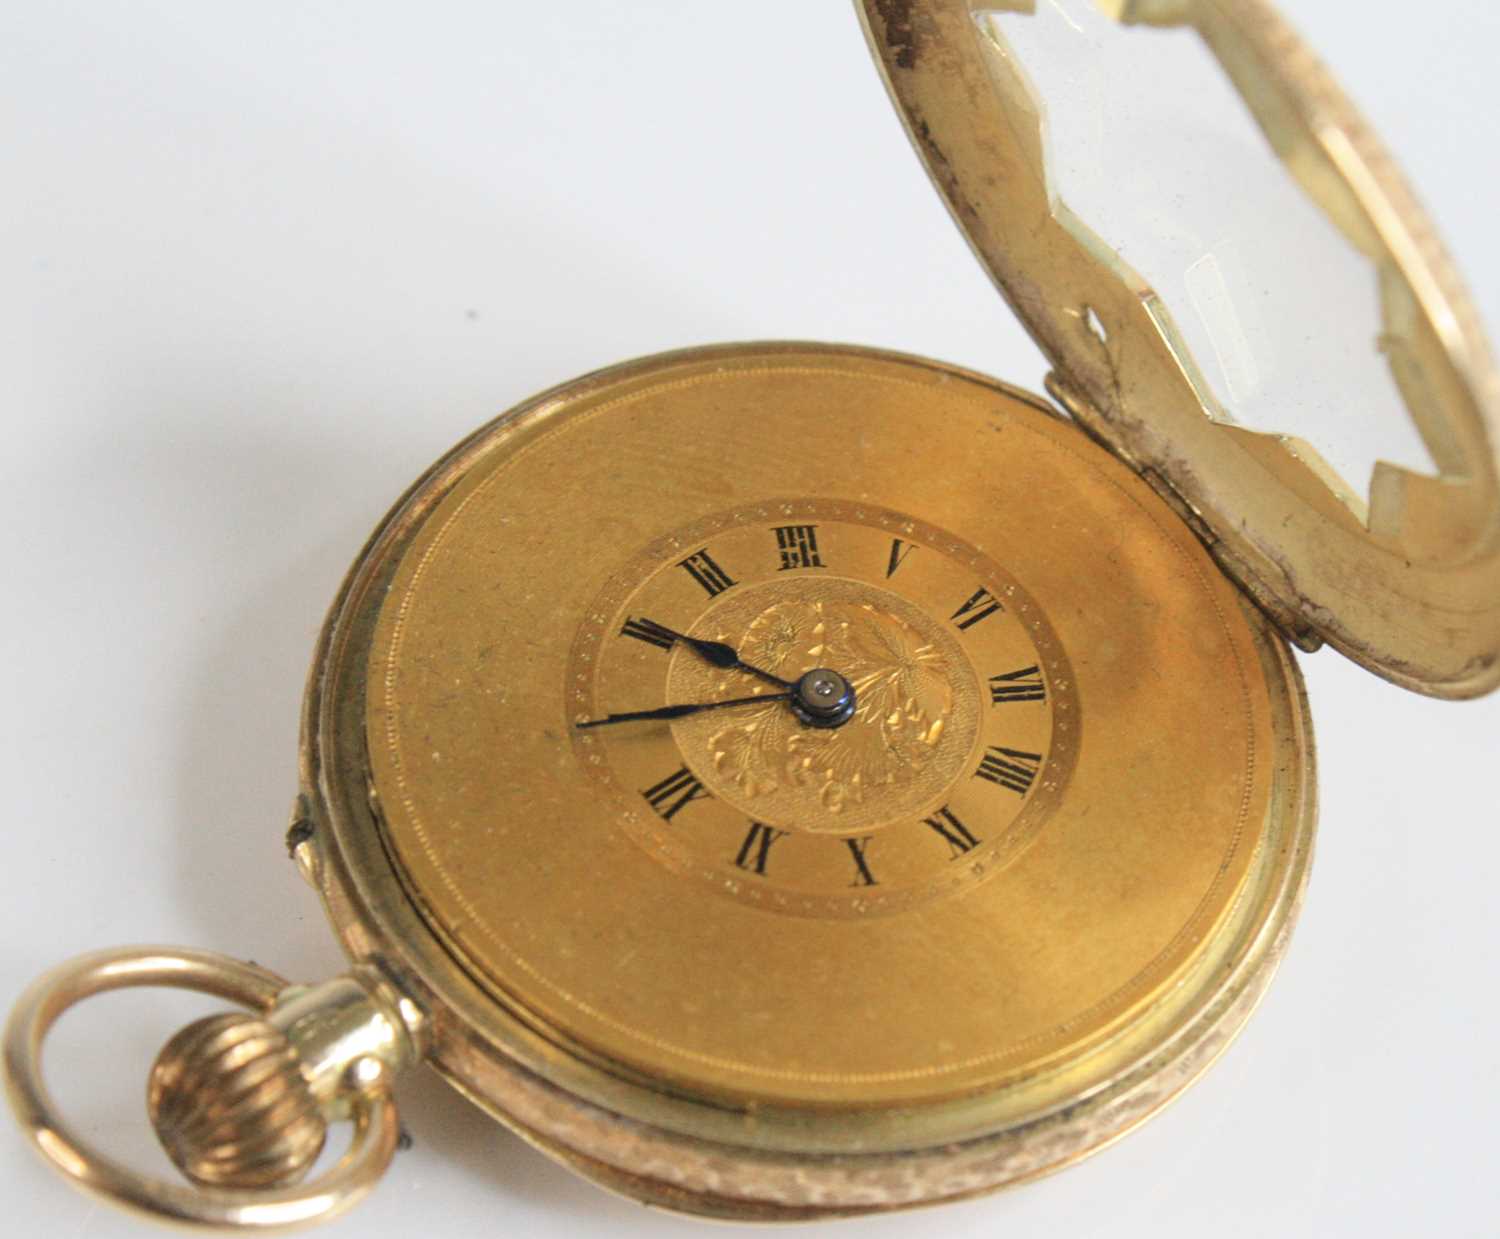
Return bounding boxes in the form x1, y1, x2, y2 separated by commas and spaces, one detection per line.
147, 1011, 325, 1189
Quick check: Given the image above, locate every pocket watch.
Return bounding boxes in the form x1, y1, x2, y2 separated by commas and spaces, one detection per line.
5, 1, 1498, 1231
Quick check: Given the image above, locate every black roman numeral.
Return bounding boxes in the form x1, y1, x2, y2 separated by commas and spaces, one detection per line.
641, 766, 709, 820
989, 665, 1045, 704
845, 836, 877, 886
952, 586, 1002, 631
923, 805, 981, 859
886, 538, 917, 578
974, 747, 1041, 796
620, 615, 677, 651
774, 524, 824, 570
678, 548, 735, 596
733, 822, 788, 875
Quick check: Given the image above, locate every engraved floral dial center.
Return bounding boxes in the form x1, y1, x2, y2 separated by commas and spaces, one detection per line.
669, 583, 975, 836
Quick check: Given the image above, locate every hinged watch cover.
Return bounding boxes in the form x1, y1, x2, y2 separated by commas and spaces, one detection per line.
860, 0, 1500, 699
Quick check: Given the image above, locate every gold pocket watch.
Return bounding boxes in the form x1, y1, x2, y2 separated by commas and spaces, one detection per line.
7, 1, 1498, 1229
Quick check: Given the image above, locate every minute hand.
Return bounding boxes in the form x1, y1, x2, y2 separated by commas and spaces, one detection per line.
576, 692, 790, 730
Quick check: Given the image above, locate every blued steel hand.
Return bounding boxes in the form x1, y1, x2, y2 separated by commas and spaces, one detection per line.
577, 691, 790, 730
655, 624, 793, 689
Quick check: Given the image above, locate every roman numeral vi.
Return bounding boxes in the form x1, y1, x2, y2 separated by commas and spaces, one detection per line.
952, 586, 1002, 631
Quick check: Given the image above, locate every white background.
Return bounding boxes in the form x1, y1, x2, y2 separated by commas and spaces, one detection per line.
2, 4, 1497, 1238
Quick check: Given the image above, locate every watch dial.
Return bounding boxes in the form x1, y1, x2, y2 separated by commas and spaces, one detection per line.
570, 501, 1076, 918
364, 344, 1278, 1111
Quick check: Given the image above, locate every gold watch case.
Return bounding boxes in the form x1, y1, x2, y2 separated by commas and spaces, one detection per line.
298, 340, 1315, 1216
5, 1, 1496, 1231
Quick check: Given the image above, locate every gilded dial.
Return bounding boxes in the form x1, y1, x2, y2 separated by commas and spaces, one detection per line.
569, 502, 1078, 916
361, 344, 1285, 1112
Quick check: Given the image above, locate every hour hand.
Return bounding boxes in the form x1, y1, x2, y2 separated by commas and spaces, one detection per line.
629, 618, 792, 689
576, 691, 789, 730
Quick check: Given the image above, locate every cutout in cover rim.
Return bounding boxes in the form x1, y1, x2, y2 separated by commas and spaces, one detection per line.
860, 0, 1500, 698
